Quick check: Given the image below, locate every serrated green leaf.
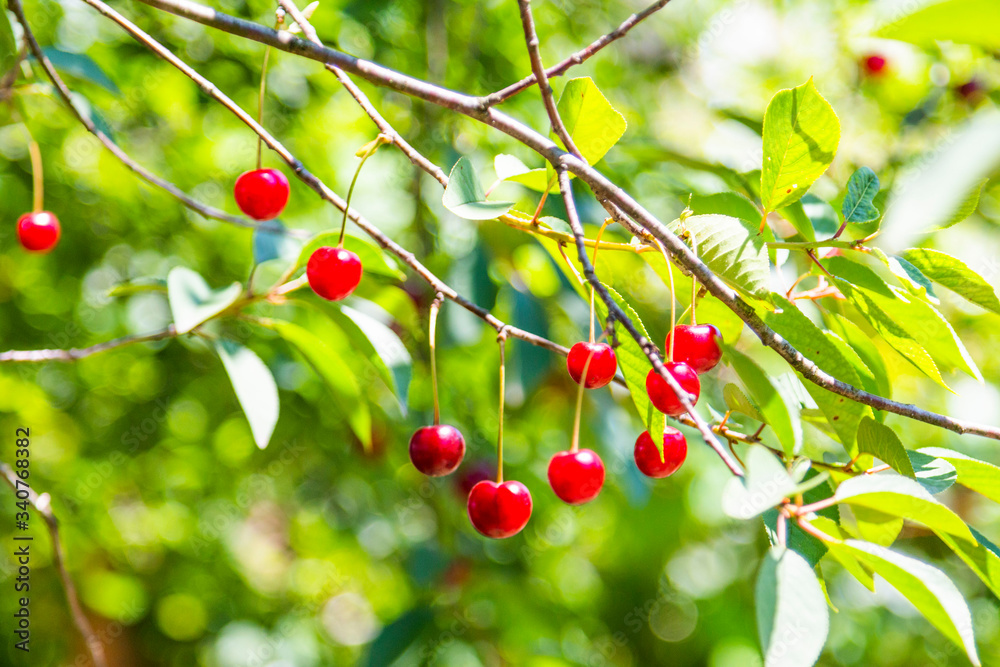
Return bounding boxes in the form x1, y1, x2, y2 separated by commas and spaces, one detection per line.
842, 167, 881, 228
756, 546, 829, 667
296, 232, 405, 281
442, 158, 515, 220
899, 248, 1000, 315
761, 79, 841, 213
856, 417, 914, 477
918, 447, 1000, 504
833, 474, 975, 543
723, 383, 765, 422
877, 0, 1000, 50
762, 297, 872, 454
907, 451, 957, 495
554, 77, 627, 166
38, 48, 120, 94
166, 267, 243, 334
214, 340, 279, 449
829, 540, 980, 665
264, 319, 371, 450
673, 214, 771, 299
727, 348, 801, 456
722, 446, 797, 520
937, 527, 1000, 600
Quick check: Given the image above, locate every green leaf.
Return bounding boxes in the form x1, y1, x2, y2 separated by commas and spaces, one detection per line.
842, 167, 881, 228
833, 474, 976, 543
801, 194, 841, 237
825, 314, 892, 401
843, 506, 903, 547
554, 77, 627, 166
505, 168, 555, 193
213, 340, 279, 449
829, 540, 980, 665
672, 214, 771, 299
37, 48, 120, 94
760, 79, 841, 212
856, 417, 914, 477
364, 607, 433, 667
296, 233, 405, 281
252, 219, 302, 265
688, 192, 761, 224
755, 546, 829, 667
937, 179, 986, 230
877, 0, 1000, 50
494, 154, 531, 181
594, 286, 664, 438
727, 348, 801, 456
777, 200, 815, 242
339, 303, 412, 412
907, 450, 958, 495
762, 297, 872, 454
723, 383, 765, 422
823, 331, 883, 405
0, 11, 16, 76
442, 158, 515, 220
763, 469, 836, 567
722, 446, 797, 520
899, 248, 1000, 315
918, 447, 1000, 504
937, 527, 1000, 600
811, 517, 874, 590
166, 267, 243, 334
264, 319, 371, 449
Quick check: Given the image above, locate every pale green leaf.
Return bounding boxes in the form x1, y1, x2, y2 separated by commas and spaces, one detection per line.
493, 153, 531, 181
830, 540, 980, 665
727, 348, 801, 456
878, 0, 1000, 50
937, 527, 1000, 600
755, 546, 829, 667
442, 158, 515, 220
937, 179, 986, 230
825, 314, 892, 401
899, 248, 1000, 315
688, 192, 761, 224
777, 200, 816, 242
918, 447, 1000, 504
761, 79, 841, 212
554, 76, 627, 166
166, 267, 243, 334
214, 340, 279, 449
339, 303, 412, 412
722, 446, 797, 520
811, 517, 875, 590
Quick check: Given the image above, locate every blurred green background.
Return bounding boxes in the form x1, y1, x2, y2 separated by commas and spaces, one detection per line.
2, 0, 1000, 665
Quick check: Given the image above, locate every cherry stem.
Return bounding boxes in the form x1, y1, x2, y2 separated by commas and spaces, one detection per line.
338, 141, 379, 247
588, 219, 612, 343
689, 231, 698, 325
655, 239, 676, 362
570, 351, 593, 453
255, 13, 284, 170
796, 516, 841, 544
429, 293, 443, 426
23, 125, 43, 212
496, 331, 507, 483
530, 189, 549, 224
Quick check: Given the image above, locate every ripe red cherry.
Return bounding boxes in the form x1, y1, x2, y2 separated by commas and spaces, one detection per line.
567, 342, 617, 388
634, 428, 687, 478
409, 424, 465, 476
234, 168, 289, 220
548, 449, 605, 505
467, 480, 532, 539
646, 362, 700, 416
307, 246, 363, 301
862, 54, 887, 76
16, 211, 61, 252
665, 324, 723, 374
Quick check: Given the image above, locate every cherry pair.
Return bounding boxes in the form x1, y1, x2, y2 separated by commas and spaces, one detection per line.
16, 211, 60, 253
646, 323, 722, 416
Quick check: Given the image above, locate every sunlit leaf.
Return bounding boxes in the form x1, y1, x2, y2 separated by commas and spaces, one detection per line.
899, 248, 1000, 315
442, 157, 515, 220
842, 166, 881, 230
856, 417, 914, 477
166, 267, 242, 334
918, 447, 1000, 504
878, 0, 1000, 50
727, 348, 801, 456
213, 340, 279, 449
672, 214, 771, 299
755, 546, 829, 667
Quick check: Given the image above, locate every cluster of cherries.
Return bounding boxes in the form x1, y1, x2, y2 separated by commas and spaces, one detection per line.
234, 168, 363, 301
407, 320, 723, 539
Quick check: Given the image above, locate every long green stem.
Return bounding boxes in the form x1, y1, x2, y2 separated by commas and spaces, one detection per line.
338, 144, 379, 246
570, 351, 592, 453
23, 125, 43, 211
497, 333, 506, 483
655, 239, 676, 361
429, 294, 443, 425
256, 45, 270, 169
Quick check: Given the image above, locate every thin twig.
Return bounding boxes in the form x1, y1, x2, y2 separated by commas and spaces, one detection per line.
1, 464, 109, 667
0, 328, 175, 362
484, 0, 674, 106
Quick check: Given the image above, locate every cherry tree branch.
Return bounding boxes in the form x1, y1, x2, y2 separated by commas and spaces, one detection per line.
1, 464, 108, 667
483, 0, 675, 106
557, 169, 743, 476
0, 327, 175, 362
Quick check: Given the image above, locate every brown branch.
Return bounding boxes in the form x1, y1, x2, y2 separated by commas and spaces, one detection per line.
516, 0, 582, 159
484, 0, 674, 106
77, 0, 1000, 441
557, 169, 743, 477
1, 464, 108, 667
0, 327, 175, 362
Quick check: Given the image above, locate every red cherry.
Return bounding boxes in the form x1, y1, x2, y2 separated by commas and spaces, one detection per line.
467, 480, 532, 539
409, 424, 465, 476
307, 246, 363, 301
633, 428, 687, 478
234, 169, 289, 220
862, 54, 887, 76
645, 362, 700, 416
547, 449, 605, 505
665, 324, 723, 374
16, 211, 60, 253
567, 342, 617, 388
